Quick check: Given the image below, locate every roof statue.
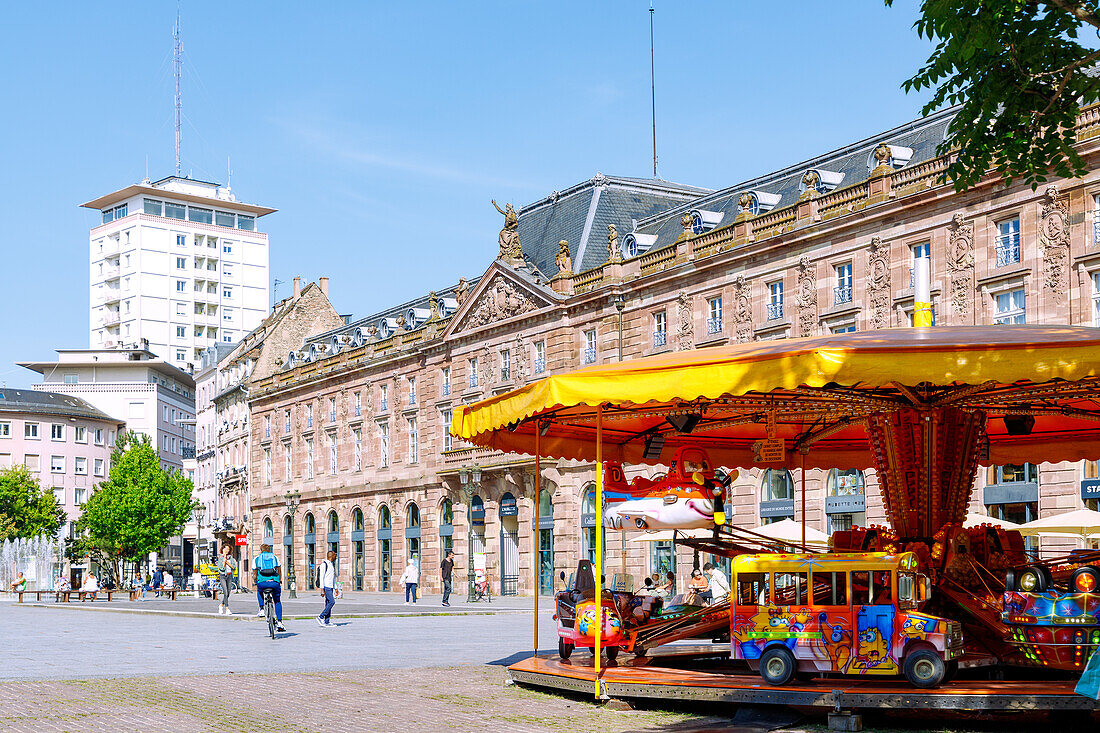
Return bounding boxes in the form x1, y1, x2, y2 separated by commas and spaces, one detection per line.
428, 291, 441, 321
492, 200, 523, 261
456, 277, 470, 305
873, 142, 892, 169
607, 224, 622, 264
555, 240, 573, 276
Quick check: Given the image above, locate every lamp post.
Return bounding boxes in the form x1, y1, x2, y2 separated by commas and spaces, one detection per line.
284, 489, 301, 598
611, 292, 627, 575
195, 505, 206, 577
460, 466, 482, 603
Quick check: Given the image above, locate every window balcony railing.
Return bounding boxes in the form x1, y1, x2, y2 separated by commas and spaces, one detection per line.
501, 369, 510, 382
582, 347, 597, 365
354, 406, 361, 417
706, 317, 722, 335
766, 302, 783, 320
834, 286, 852, 305
468, 376, 479, 389
534, 357, 545, 374
306, 417, 313, 429
408, 395, 416, 407
996, 242, 1021, 267
441, 384, 450, 397
329, 411, 336, 423
264, 427, 271, 439
181, 446, 196, 459
380, 399, 388, 412
653, 330, 667, 348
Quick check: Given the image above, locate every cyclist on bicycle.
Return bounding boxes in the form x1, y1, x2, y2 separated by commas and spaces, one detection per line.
252, 543, 286, 633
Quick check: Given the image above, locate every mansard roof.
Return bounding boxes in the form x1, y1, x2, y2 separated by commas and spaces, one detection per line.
0, 389, 122, 424
517, 173, 710, 276
631, 106, 959, 254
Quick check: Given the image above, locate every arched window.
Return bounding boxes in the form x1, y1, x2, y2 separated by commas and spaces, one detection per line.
759, 469, 795, 525
327, 510, 339, 560
263, 517, 273, 539
378, 505, 392, 591
538, 490, 554, 518
406, 503, 421, 562
439, 499, 454, 557
351, 507, 365, 589
353, 507, 364, 531
304, 512, 317, 590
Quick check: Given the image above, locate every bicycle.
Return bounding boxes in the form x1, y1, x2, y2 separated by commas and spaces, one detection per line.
262, 588, 277, 639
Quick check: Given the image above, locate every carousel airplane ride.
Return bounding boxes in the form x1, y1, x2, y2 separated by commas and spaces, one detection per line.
453, 324, 1100, 702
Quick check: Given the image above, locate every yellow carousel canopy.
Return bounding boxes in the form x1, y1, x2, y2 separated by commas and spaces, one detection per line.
452, 326, 1100, 470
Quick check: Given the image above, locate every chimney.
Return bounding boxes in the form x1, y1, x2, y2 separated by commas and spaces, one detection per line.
293, 276, 302, 298
319, 277, 329, 297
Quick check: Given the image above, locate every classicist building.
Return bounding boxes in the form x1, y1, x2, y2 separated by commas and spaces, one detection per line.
249, 104, 1100, 597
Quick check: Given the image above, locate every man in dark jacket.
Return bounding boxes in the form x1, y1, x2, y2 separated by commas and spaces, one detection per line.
441, 551, 455, 607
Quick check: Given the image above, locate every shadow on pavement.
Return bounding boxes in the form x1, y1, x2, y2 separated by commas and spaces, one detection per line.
487, 651, 538, 666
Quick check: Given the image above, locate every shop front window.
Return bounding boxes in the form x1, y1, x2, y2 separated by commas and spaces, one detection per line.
304, 513, 317, 590
378, 506, 392, 591
760, 469, 795, 524
826, 468, 866, 533
538, 490, 555, 594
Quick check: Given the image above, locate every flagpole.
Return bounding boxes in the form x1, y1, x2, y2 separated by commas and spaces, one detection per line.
534, 429, 541, 658
594, 404, 604, 699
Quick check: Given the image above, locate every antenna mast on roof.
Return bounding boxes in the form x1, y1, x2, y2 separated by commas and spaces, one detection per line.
650, 1, 658, 179
173, 1, 183, 176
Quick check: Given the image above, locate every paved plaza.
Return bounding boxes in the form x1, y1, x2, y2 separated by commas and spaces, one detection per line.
0, 600, 1083, 732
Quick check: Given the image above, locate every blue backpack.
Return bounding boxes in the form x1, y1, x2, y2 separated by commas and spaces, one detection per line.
256, 552, 279, 580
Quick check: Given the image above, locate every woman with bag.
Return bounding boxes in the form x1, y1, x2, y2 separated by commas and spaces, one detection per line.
216, 546, 235, 615
398, 561, 420, 605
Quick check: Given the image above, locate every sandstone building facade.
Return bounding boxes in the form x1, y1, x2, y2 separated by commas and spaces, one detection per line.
248, 107, 1100, 596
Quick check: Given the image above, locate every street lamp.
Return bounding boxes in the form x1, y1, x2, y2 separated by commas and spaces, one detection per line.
611, 291, 627, 574
195, 504, 206, 576
284, 489, 301, 598
460, 466, 482, 603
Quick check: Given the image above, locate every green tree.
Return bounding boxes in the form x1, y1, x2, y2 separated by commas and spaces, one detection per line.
889, 0, 1100, 190
75, 432, 195, 584
0, 464, 64, 541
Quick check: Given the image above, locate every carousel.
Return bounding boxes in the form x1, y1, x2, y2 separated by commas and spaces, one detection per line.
453, 325, 1100, 712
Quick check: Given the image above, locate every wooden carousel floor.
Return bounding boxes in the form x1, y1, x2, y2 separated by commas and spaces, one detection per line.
508, 655, 1100, 711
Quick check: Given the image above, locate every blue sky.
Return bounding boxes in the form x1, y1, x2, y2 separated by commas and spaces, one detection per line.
0, 1, 934, 387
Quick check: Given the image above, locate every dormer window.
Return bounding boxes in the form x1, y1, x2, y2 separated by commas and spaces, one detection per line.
623, 232, 657, 258
798, 169, 845, 195
867, 143, 914, 171
737, 191, 781, 217
689, 209, 725, 234
406, 307, 430, 328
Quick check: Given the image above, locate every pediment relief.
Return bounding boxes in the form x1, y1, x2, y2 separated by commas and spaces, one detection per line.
449, 273, 553, 335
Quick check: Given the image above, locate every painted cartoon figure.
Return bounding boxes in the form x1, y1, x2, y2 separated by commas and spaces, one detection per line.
575, 601, 621, 642
900, 614, 937, 642
819, 611, 853, 673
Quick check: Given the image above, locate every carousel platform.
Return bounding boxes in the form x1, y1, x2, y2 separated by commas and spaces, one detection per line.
507, 655, 1100, 711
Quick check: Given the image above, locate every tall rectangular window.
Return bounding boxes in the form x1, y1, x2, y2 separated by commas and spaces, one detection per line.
995, 288, 1026, 324
379, 422, 390, 468
306, 403, 314, 429
1093, 272, 1100, 327
768, 281, 784, 320
94, 429, 104, 445
500, 349, 511, 381
176, 257, 186, 270
582, 329, 597, 364
379, 384, 389, 412
284, 409, 291, 433
407, 377, 416, 406
328, 397, 337, 423
353, 428, 362, 471
834, 263, 853, 304
910, 241, 931, 288
176, 280, 186, 293
469, 358, 479, 388
284, 442, 291, 481
996, 218, 1021, 266
328, 432, 337, 474
305, 438, 315, 479
353, 391, 362, 417
442, 408, 453, 452
51, 424, 64, 441
707, 297, 723, 334
264, 447, 271, 485
408, 417, 418, 463
653, 311, 667, 348
534, 341, 546, 374
176, 234, 186, 247
441, 367, 450, 396
176, 326, 186, 338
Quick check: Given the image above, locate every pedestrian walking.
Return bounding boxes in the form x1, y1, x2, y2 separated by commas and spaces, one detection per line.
704, 562, 730, 604
399, 561, 419, 604
216, 545, 235, 615
440, 550, 455, 607
152, 567, 164, 597
317, 550, 338, 627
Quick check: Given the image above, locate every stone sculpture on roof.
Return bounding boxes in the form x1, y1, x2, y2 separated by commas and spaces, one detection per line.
555, 240, 573, 276
873, 143, 892, 169
607, 224, 622, 264
456, 277, 470, 305
492, 200, 523, 261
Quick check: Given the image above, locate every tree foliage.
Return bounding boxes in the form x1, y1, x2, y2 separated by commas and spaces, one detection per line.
75, 432, 195, 577
0, 464, 64, 541
889, 0, 1100, 190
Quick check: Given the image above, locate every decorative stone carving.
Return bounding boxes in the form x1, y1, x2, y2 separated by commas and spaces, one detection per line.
466, 277, 538, 328
513, 335, 527, 382
428, 291, 441, 321
455, 277, 470, 306
395, 315, 407, 333
732, 275, 753, 343
947, 212, 975, 318
738, 192, 755, 214
366, 324, 379, 342
555, 240, 572, 275
680, 213, 694, 234
676, 291, 694, 350
873, 143, 892, 169
491, 200, 523, 261
800, 170, 820, 200
796, 256, 818, 337
866, 237, 891, 329
607, 224, 622, 264
1039, 185, 1070, 298
482, 347, 494, 384
592, 171, 609, 188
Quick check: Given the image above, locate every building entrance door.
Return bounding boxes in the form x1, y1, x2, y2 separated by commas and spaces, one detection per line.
500, 520, 519, 596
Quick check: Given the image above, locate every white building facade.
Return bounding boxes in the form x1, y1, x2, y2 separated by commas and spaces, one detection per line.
82, 176, 273, 370
19, 349, 196, 474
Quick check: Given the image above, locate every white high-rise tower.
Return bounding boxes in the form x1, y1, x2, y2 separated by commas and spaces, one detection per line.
83, 176, 274, 369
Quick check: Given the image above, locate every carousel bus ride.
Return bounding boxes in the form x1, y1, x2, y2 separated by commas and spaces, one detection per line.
732, 551, 964, 688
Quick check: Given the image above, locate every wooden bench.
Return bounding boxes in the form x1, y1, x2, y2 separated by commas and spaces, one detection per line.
14, 589, 182, 603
